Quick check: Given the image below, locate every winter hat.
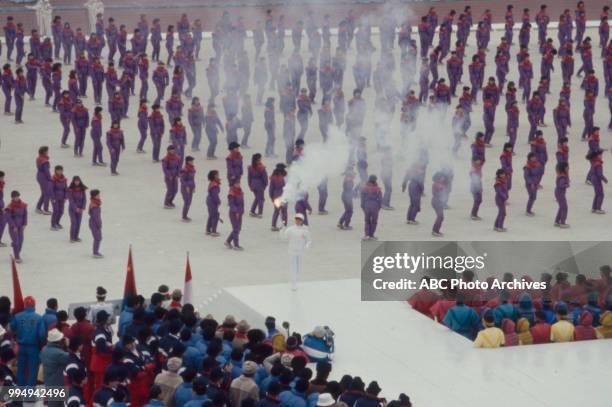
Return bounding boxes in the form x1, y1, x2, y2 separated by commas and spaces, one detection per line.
317, 393, 336, 407
312, 326, 326, 338
47, 328, 64, 343
167, 357, 182, 372
242, 360, 257, 376
158, 285, 170, 297
171, 289, 182, 301
223, 315, 237, 326
24, 296, 36, 308
237, 320, 250, 334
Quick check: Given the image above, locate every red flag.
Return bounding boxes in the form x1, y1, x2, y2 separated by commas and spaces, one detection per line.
11, 256, 24, 314
183, 252, 193, 305
122, 246, 137, 309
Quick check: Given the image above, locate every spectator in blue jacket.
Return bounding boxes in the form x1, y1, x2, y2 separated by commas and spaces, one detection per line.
10, 296, 46, 385
183, 376, 210, 407
257, 381, 282, 407
573, 292, 602, 326
174, 367, 196, 407
143, 385, 165, 407
339, 377, 365, 407
118, 295, 138, 338
278, 379, 318, 407
354, 382, 384, 407
42, 298, 59, 330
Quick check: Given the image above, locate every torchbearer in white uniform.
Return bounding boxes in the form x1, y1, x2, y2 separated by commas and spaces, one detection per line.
84, 0, 104, 34
281, 213, 312, 291
26, 0, 53, 38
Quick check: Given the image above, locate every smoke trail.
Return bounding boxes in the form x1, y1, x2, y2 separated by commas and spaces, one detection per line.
280, 126, 349, 204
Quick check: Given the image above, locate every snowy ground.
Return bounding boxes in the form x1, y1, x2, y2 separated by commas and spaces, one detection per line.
0, 24, 610, 405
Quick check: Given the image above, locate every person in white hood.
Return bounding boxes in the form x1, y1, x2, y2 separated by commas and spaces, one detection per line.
280, 213, 312, 291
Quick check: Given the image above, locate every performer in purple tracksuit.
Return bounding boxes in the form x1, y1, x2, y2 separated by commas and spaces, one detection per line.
179, 156, 196, 221
380, 147, 394, 210
205, 102, 224, 159
4, 17, 17, 61
556, 137, 569, 165
206, 170, 222, 236
518, 56, 533, 103
71, 99, 89, 157
553, 99, 571, 142
493, 169, 509, 232
6, 191, 27, 263
148, 104, 165, 162
107, 91, 125, 125
506, 100, 519, 147
151, 18, 162, 61
0, 172, 5, 247
35, 146, 52, 215
431, 171, 449, 237
587, 149, 608, 214
524, 152, 542, 216
526, 92, 542, 141
554, 162, 570, 228
162, 146, 181, 209
247, 154, 268, 218
531, 130, 548, 179
241, 94, 254, 147
90, 107, 105, 166
166, 25, 175, 66
88, 189, 103, 258
403, 162, 426, 225
470, 159, 484, 220
188, 97, 204, 151
2, 64, 14, 115
104, 62, 118, 101
13, 67, 26, 123
225, 182, 245, 250
337, 167, 355, 230
67, 176, 87, 243
75, 53, 89, 97
136, 100, 148, 153
269, 164, 288, 231
165, 93, 183, 124
170, 118, 187, 166
500, 143, 514, 191
50, 165, 67, 231
226, 142, 243, 184
25, 54, 39, 100
106, 122, 125, 175
138, 54, 149, 101
582, 92, 596, 140
152, 62, 169, 105
361, 175, 382, 240
482, 97, 496, 145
